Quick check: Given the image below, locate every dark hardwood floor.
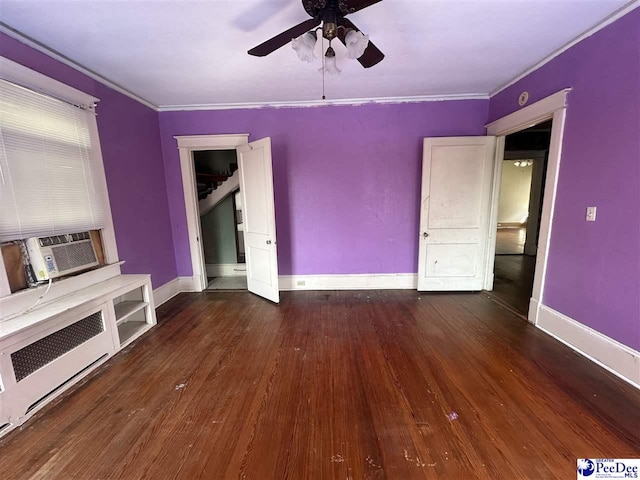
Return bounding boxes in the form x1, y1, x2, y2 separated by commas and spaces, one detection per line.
1, 290, 638, 479
491, 255, 536, 317
491, 226, 536, 317
495, 227, 526, 255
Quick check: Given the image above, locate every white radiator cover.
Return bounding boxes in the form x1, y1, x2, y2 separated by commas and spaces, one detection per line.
0, 273, 156, 437
0, 303, 114, 433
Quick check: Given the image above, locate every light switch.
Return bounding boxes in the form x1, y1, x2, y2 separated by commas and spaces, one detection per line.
586, 206, 597, 222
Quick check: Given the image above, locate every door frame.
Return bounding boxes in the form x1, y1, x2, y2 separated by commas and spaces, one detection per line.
484, 89, 570, 325
176, 134, 249, 292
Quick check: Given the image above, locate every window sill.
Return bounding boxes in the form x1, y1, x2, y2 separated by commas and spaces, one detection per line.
0, 262, 124, 321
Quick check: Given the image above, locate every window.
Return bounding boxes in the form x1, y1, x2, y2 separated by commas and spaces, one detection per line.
0, 75, 107, 241
0, 56, 118, 301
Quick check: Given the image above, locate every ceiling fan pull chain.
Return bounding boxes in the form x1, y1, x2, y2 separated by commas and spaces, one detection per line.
322, 35, 326, 100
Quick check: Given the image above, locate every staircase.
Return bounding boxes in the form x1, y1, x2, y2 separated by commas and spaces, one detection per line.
196, 164, 237, 200
194, 151, 240, 214
198, 169, 240, 216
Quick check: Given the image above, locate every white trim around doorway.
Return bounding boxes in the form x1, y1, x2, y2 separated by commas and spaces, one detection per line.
484, 89, 571, 325
176, 134, 250, 292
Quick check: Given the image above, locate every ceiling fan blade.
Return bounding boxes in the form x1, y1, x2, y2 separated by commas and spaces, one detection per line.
248, 18, 321, 57
337, 18, 385, 68
356, 40, 384, 68
345, 0, 383, 14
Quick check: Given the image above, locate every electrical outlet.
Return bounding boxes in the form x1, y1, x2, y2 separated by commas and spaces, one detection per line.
296, 280, 306, 287
586, 206, 597, 222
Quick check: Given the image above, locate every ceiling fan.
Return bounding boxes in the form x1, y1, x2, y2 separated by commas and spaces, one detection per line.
247, 0, 385, 69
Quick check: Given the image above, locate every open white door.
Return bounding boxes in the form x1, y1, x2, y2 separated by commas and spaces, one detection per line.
237, 137, 279, 303
418, 136, 496, 291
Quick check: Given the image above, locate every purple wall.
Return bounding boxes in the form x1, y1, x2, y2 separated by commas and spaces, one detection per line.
490, 9, 640, 350
159, 101, 488, 277
0, 33, 177, 288
4, 8, 636, 351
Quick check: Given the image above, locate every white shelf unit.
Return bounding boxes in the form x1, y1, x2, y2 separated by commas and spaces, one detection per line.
0, 273, 156, 437
113, 283, 154, 348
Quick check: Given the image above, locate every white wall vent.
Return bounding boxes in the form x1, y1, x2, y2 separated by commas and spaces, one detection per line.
10, 312, 104, 382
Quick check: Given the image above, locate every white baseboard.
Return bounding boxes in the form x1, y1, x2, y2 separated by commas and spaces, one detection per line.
206, 264, 247, 277
536, 304, 640, 389
153, 276, 199, 306
528, 297, 540, 324
153, 278, 181, 306
155, 273, 416, 302
279, 273, 418, 291
178, 276, 199, 292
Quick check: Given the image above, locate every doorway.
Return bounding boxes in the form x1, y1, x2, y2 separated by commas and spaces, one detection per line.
484, 89, 569, 325
492, 121, 552, 316
194, 149, 247, 291
176, 134, 280, 303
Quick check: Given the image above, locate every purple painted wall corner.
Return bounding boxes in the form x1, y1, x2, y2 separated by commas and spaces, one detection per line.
158, 100, 489, 278
95, 87, 177, 288
0, 32, 178, 288
490, 8, 640, 350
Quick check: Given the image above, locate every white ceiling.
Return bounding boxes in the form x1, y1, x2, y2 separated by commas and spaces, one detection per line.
0, 0, 632, 108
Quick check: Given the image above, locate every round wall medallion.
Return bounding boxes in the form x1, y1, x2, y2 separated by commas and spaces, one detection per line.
518, 91, 529, 107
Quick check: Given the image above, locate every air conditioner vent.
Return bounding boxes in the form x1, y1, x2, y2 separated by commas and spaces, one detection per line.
51, 241, 97, 272
11, 312, 104, 382
27, 231, 99, 281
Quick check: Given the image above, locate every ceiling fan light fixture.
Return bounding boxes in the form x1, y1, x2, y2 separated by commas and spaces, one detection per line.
345, 29, 369, 59
292, 31, 318, 62
320, 45, 341, 75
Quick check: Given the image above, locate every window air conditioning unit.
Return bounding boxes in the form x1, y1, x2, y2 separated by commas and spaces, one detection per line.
26, 231, 99, 281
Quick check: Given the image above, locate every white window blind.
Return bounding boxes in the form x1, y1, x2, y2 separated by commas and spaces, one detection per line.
0, 78, 107, 242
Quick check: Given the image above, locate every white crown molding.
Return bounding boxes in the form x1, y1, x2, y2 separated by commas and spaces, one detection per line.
537, 304, 640, 389
157, 94, 489, 112
0, 56, 98, 109
490, 1, 640, 97
0, 22, 158, 111
3, 1, 635, 113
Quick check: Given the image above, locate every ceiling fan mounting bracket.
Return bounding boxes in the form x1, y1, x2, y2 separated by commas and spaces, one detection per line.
303, 0, 354, 19
322, 7, 339, 40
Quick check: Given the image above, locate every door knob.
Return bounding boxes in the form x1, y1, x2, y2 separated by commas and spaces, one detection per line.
266, 240, 272, 245
423, 232, 429, 238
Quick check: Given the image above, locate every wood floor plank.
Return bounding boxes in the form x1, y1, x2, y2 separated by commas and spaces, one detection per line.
1, 290, 638, 479
491, 254, 536, 316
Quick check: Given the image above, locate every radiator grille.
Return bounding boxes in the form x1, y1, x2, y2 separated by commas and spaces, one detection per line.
51, 241, 97, 272
11, 312, 104, 382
